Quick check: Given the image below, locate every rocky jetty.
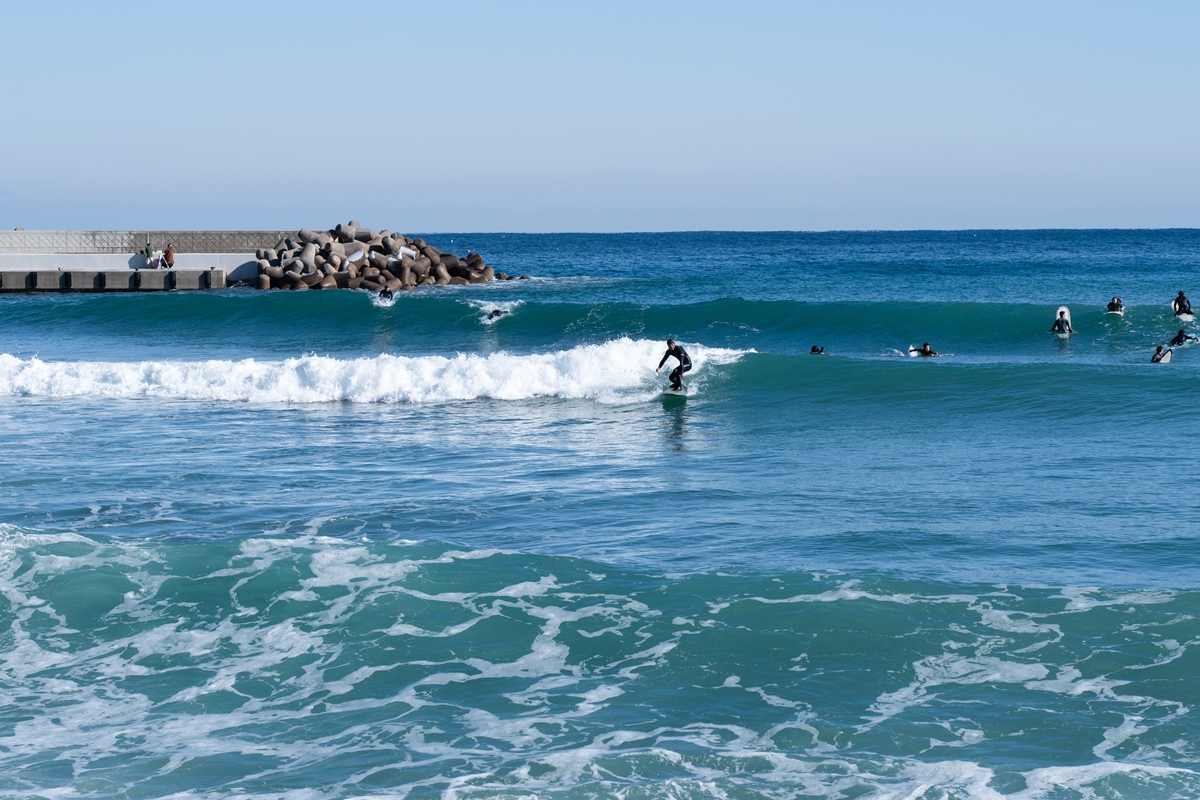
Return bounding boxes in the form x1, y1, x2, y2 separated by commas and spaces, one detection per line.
253, 221, 526, 291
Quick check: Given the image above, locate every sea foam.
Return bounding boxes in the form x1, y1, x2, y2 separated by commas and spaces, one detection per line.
0, 338, 748, 405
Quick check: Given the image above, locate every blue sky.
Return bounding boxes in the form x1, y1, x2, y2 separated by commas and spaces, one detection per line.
1, 1, 1196, 231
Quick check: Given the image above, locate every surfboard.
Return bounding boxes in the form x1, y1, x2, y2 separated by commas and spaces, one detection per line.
908, 346, 920, 357
1052, 306, 1072, 338
656, 389, 687, 403
1175, 312, 1196, 323
1105, 307, 1125, 316
1156, 350, 1173, 363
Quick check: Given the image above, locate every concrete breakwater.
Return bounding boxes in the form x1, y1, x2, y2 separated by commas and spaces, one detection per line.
0, 268, 226, 293
254, 221, 525, 291
0, 225, 525, 293
0, 230, 267, 292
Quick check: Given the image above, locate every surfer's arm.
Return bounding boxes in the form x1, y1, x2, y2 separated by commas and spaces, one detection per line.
656, 352, 670, 370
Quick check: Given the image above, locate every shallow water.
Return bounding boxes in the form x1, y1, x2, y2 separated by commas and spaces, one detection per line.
2, 230, 1199, 798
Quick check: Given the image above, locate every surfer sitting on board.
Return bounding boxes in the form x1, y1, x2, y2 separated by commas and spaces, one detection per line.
1050, 310, 1073, 334
1152, 346, 1172, 363
656, 339, 692, 390
1173, 291, 1192, 316
914, 343, 939, 357
1107, 297, 1123, 312
1170, 329, 1197, 347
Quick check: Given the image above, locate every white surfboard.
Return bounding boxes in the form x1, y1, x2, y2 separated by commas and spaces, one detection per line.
1156, 350, 1173, 363
1175, 312, 1196, 323
1052, 306, 1072, 338
1106, 307, 1125, 316
908, 345, 920, 357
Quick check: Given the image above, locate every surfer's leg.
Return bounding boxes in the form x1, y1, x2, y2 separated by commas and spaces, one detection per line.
669, 366, 682, 389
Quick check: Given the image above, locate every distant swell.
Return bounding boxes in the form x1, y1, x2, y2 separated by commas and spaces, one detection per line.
0, 339, 749, 404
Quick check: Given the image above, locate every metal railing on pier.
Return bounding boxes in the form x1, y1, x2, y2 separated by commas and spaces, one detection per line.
0, 231, 292, 254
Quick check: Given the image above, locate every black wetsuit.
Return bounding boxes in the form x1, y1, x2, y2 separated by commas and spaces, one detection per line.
659, 345, 692, 389
1176, 296, 1192, 315
1052, 317, 1071, 333
1107, 301, 1123, 312
1170, 332, 1192, 346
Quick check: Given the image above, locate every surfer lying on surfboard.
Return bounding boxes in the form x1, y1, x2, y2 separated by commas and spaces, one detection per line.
1170, 330, 1198, 347
656, 339, 692, 390
1107, 297, 1124, 313
1050, 310, 1073, 334
912, 343, 939, 357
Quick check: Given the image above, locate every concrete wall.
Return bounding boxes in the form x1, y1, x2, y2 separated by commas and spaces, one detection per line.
0, 253, 258, 281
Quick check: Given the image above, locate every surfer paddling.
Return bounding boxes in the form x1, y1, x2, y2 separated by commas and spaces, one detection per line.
656, 339, 692, 390
1173, 291, 1192, 317
1050, 310, 1073, 334
913, 343, 939, 357
1169, 330, 1197, 347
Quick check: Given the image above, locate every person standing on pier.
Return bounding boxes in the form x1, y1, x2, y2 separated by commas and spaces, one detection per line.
165, 243, 175, 268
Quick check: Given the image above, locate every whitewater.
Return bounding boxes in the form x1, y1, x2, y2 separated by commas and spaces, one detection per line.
0, 340, 747, 404
2, 230, 1200, 799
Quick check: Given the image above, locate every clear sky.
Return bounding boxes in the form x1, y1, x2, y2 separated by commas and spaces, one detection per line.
1, 1, 1196, 232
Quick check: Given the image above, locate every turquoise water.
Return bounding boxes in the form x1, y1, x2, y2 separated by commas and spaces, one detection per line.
2, 231, 1200, 798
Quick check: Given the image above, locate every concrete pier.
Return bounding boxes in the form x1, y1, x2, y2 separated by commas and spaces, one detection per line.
0, 269, 227, 293
0, 229, 272, 292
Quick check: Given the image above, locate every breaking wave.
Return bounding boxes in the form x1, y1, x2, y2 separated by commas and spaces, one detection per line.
0, 338, 749, 404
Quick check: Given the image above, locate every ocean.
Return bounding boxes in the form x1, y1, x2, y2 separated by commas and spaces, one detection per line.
2, 230, 1199, 798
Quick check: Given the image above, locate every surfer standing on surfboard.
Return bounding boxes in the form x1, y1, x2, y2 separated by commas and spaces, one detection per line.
656, 339, 692, 391
1050, 310, 1073, 334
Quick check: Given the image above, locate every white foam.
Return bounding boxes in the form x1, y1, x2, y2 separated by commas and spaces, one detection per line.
1057, 586, 1176, 612
367, 289, 397, 308
465, 298, 524, 324
0, 338, 750, 405
1015, 762, 1199, 799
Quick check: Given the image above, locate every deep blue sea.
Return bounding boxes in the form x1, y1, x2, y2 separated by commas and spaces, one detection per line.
3, 230, 1200, 799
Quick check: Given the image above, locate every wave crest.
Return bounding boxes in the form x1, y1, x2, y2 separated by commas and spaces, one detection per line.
0, 339, 749, 404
